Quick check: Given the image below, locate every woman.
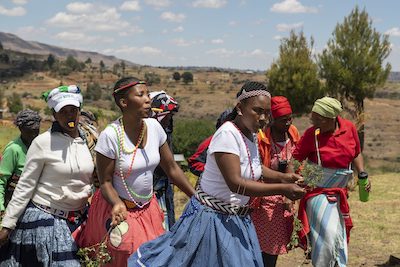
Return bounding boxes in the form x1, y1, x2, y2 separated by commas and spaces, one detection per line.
0, 108, 42, 217
251, 96, 300, 267
150, 90, 180, 231
0, 85, 93, 266
128, 82, 307, 267
292, 96, 371, 267
74, 77, 195, 267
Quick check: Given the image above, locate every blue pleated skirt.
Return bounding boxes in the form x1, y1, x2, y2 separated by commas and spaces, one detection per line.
128, 196, 263, 267
0, 202, 87, 267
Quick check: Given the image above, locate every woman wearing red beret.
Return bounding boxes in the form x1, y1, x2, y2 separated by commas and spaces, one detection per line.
250, 96, 300, 267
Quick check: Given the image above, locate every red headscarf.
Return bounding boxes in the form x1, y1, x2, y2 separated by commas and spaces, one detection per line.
271, 96, 292, 119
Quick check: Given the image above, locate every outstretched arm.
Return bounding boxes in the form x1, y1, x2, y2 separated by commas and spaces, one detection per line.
215, 152, 306, 201
159, 142, 195, 197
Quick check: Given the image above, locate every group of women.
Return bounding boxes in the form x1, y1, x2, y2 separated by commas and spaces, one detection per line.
0, 77, 370, 267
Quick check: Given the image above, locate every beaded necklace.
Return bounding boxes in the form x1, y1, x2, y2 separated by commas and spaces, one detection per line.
109, 117, 152, 208
230, 121, 256, 181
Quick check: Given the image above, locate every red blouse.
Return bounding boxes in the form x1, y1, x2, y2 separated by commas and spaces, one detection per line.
292, 116, 361, 169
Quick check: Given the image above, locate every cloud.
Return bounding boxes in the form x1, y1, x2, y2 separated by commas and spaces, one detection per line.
144, 0, 171, 9
15, 26, 48, 38
131, 16, 141, 21
160, 12, 186, 23
211, 39, 223, 44
206, 48, 237, 58
223, 33, 236, 38
248, 34, 254, 38
276, 22, 304, 32
273, 35, 282, 40
239, 1, 246, 7
228, 20, 241, 26
162, 29, 168, 34
270, 0, 318, 14
12, 0, 27, 5
0, 5, 26, 16
46, 5, 143, 35
120, 1, 142, 11
385, 27, 400, 36
372, 17, 383, 23
173, 26, 184, 32
118, 26, 145, 36
66, 2, 94, 14
239, 49, 271, 58
53, 31, 116, 45
249, 18, 268, 25
191, 0, 228, 9
166, 37, 204, 47
107, 46, 163, 56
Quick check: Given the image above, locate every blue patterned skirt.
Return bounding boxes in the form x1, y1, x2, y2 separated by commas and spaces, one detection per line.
0, 202, 87, 267
128, 196, 263, 267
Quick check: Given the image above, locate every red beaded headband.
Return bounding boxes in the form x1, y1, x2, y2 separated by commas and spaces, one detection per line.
112, 81, 147, 95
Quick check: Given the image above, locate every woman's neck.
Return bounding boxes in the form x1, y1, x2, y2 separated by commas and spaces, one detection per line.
233, 117, 253, 141
122, 114, 143, 133
271, 127, 287, 142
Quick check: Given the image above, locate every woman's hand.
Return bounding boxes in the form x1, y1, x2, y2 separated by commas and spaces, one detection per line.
282, 197, 293, 212
365, 180, 371, 192
0, 228, 10, 247
110, 201, 127, 228
281, 173, 305, 185
282, 184, 306, 201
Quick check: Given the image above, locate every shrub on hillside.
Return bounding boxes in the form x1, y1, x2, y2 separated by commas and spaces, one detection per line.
172, 119, 215, 159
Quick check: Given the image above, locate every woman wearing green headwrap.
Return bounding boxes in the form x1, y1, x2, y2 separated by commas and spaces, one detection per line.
292, 96, 371, 267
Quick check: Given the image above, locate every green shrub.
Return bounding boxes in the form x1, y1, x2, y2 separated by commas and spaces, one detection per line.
172, 119, 216, 158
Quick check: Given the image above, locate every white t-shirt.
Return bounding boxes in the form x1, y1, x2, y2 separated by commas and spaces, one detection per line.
95, 118, 166, 205
201, 122, 262, 206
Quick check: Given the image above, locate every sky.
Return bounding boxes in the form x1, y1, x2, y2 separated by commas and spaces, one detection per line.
0, 0, 400, 71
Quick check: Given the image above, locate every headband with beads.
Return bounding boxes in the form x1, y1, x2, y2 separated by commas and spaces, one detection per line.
112, 81, 147, 95
237, 89, 271, 103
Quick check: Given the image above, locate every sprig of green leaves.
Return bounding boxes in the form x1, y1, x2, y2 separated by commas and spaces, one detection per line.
287, 158, 323, 260
77, 228, 114, 267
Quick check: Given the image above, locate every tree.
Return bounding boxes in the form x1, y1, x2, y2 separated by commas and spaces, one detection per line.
266, 30, 323, 116
100, 60, 105, 68
113, 63, 120, 75
120, 61, 126, 77
318, 6, 391, 150
47, 53, 55, 68
0, 89, 4, 109
65, 54, 77, 69
182, 71, 193, 84
85, 58, 92, 64
86, 81, 102, 101
173, 72, 181, 82
7, 92, 23, 113
0, 42, 3, 50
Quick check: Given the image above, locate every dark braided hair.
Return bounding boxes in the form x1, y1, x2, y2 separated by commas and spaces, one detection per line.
113, 77, 142, 111
225, 82, 270, 121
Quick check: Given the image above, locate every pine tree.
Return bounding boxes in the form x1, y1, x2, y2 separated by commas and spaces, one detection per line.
318, 6, 391, 150
266, 30, 323, 116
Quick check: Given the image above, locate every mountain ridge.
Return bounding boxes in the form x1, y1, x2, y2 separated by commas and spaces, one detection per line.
0, 32, 136, 68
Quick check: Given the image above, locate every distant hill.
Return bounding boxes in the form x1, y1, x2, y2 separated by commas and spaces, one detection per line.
387, 72, 400, 82
0, 32, 136, 68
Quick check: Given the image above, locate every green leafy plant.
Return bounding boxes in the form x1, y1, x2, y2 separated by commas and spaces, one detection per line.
77, 228, 114, 267
287, 158, 324, 261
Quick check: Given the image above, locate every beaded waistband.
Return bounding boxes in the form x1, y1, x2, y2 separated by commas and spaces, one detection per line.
195, 187, 253, 217
32, 201, 87, 220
